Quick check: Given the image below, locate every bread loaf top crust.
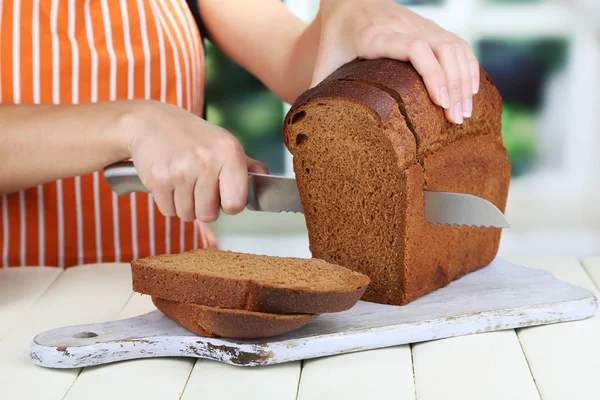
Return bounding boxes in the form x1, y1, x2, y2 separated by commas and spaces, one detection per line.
291, 79, 398, 122
287, 58, 503, 159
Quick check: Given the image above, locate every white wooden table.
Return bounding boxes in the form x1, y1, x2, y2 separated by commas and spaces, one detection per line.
1, 256, 599, 400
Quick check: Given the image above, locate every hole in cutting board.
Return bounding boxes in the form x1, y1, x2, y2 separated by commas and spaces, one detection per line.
73, 331, 99, 339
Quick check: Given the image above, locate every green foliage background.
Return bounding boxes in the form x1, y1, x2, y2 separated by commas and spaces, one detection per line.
204, 41, 285, 174
478, 39, 567, 176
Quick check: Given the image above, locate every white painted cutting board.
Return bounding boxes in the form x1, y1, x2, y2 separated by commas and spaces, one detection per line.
30, 258, 597, 368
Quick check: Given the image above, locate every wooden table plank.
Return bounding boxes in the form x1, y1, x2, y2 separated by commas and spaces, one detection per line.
62, 294, 194, 400
582, 256, 600, 291
506, 256, 600, 400
412, 330, 539, 400
182, 360, 301, 400
297, 346, 415, 400
2, 256, 596, 400
0, 264, 133, 400
0, 267, 61, 340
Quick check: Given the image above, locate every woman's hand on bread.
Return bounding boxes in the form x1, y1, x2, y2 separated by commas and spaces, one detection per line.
125, 101, 268, 222
312, 0, 479, 124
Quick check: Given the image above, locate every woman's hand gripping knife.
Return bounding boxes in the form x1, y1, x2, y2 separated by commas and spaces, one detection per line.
127, 101, 268, 248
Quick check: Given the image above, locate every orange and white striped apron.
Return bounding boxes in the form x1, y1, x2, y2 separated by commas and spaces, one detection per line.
0, 0, 208, 268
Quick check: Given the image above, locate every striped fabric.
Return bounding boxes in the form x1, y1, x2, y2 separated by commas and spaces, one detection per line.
0, 0, 207, 268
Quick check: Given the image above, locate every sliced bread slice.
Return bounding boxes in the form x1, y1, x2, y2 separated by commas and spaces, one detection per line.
132, 249, 370, 314
152, 297, 318, 339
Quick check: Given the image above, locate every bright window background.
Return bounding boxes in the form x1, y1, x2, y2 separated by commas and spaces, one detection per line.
210, 0, 600, 258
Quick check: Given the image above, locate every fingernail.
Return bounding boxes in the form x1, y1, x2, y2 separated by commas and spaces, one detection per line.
473, 77, 479, 94
439, 87, 450, 109
453, 103, 463, 124
463, 98, 472, 118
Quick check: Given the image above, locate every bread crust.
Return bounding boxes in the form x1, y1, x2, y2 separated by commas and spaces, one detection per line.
152, 297, 317, 339
319, 58, 503, 154
284, 58, 510, 305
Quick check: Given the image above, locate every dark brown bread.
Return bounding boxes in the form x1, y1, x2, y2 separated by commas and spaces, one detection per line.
152, 297, 317, 339
319, 58, 503, 155
132, 249, 370, 314
283, 58, 510, 305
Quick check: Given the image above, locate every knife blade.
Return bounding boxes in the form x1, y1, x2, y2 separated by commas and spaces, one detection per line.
103, 162, 509, 228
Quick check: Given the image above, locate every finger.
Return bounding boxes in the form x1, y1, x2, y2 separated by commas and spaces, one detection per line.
193, 161, 221, 223
152, 188, 176, 217
407, 39, 450, 109
197, 221, 220, 249
217, 136, 248, 215
433, 41, 463, 124
173, 181, 196, 221
246, 156, 269, 175
194, 178, 220, 223
367, 33, 449, 109
144, 165, 176, 217
464, 44, 480, 94
205, 228, 219, 249
455, 44, 473, 118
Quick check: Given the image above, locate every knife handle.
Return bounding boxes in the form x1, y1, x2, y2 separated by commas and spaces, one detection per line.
103, 161, 150, 195
103, 161, 263, 196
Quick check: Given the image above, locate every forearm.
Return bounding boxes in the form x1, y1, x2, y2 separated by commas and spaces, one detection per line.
198, 0, 321, 104
280, 14, 321, 101
0, 101, 138, 194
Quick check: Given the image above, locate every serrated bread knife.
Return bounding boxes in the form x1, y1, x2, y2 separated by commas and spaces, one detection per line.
103, 161, 509, 228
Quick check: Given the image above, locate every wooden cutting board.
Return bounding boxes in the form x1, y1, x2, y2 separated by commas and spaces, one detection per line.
30, 258, 597, 368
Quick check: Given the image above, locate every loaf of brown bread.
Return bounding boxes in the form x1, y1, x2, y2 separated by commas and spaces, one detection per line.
283, 58, 511, 305
152, 297, 317, 339
132, 249, 370, 314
